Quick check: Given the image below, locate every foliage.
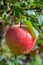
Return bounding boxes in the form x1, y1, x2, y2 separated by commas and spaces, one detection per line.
0, 0, 43, 65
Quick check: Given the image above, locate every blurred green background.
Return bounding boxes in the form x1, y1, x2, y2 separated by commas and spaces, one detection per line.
0, 0, 43, 65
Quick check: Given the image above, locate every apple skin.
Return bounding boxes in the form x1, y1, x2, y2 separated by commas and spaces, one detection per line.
6, 27, 36, 55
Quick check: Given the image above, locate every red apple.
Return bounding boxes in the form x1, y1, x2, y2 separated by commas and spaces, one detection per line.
6, 26, 36, 55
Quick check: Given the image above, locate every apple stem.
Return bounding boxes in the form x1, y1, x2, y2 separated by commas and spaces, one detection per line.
19, 18, 22, 28
20, 22, 22, 28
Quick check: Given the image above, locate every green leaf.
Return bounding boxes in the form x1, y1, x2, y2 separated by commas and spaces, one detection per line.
33, 55, 42, 65
0, 61, 4, 65
23, 20, 35, 38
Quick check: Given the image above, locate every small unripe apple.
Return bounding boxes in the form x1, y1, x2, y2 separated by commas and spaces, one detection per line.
6, 26, 36, 55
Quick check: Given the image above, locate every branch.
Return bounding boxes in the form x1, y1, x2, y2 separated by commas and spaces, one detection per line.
3, 0, 7, 6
